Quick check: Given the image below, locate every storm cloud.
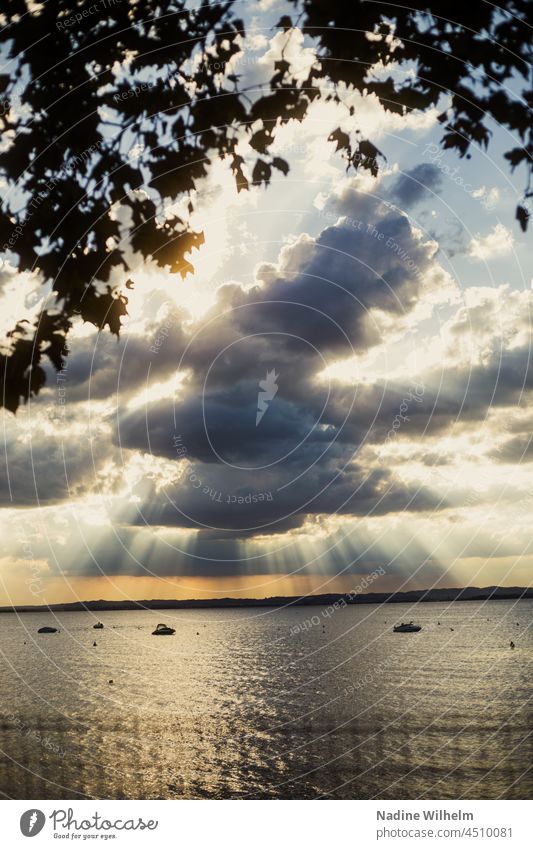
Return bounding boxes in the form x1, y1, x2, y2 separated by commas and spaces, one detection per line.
113, 189, 454, 536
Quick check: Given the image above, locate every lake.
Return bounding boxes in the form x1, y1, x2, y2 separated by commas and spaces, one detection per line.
0, 600, 531, 799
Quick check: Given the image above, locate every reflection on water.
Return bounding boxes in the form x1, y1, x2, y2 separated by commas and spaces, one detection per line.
0, 600, 531, 799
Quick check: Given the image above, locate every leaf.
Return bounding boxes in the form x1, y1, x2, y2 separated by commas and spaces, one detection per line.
353, 139, 383, 177
276, 16, 292, 32
272, 157, 289, 176
328, 128, 350, 152
0, 0, 531, 413
80, 290, 128, 336
250, 129, 272, 154
516, 205, 530, 233
230, 154, 249, 193
29, 365, 46, 396
252, 159, 271, 187
505, 147, 529, 170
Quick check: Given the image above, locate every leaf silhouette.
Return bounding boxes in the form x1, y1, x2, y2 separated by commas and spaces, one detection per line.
0, 0, 531, 410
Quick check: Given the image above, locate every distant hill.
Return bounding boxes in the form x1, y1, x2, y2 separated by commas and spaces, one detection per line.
1, 586, 532, 613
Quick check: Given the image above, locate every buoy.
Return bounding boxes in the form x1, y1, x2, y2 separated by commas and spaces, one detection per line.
93, 641, 97, 646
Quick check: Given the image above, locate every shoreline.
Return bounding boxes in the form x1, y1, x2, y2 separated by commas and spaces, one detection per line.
1, 586, 531, 613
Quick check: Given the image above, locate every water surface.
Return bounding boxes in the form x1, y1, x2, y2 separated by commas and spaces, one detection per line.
0, 600, 531, 799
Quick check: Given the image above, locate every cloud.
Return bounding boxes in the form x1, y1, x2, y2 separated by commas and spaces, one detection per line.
0, 265, 44, 347
385, 163, 443, 211
0, 420, 115, 506
113, 186, 452, 537
43, 305, 189, 404
492, 434, 533, 463
4, 168, 530, 587
468, 223, 514, 261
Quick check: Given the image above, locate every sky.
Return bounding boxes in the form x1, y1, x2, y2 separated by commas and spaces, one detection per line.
1, 1, 532, 605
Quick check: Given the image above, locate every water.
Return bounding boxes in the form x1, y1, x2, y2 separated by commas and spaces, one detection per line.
0, 600, 531, 799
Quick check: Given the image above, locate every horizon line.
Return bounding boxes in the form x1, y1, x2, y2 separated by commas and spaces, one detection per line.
2, 585, 532, 612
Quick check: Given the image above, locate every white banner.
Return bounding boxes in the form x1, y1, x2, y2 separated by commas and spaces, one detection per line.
2, 800, 531, 848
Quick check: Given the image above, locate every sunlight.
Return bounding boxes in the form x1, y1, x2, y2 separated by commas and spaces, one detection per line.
126, 370, 186, 412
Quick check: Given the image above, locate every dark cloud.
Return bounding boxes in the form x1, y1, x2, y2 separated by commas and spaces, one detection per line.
0, 426, 113, 506
492, 434, 533, 463
114, 330, 533, 538
114, 458, 438, 538
385, 163, 443, 210
12, 179, 532, 556
113, 190, 449, 536
41, 306, 189, 404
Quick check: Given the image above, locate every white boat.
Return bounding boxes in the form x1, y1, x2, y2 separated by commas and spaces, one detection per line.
393, 622, 422, 633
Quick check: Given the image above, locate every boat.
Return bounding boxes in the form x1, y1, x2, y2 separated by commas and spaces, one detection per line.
93, 622, 104, 629
152, 623, 175, 636
393, 622, 422, 633
38, 626, 58, 634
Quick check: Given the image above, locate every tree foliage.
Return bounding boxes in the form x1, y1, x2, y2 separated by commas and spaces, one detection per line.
0, 0, 531, 411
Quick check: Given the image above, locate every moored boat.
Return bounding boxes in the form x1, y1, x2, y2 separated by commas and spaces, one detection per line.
393, 622, 422, 633
152, 623, 175, 635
